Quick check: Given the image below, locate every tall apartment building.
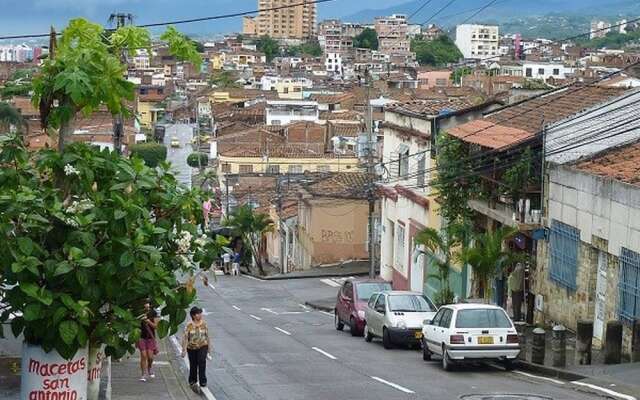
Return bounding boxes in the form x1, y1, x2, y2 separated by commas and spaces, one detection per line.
375, 14, 410, 55
244, 0, 317, 40
318, 20, 361, 54
455, 24, 499, 60
590, 20, 612, 39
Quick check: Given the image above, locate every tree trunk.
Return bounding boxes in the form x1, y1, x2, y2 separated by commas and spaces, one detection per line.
58, 118, 74, 152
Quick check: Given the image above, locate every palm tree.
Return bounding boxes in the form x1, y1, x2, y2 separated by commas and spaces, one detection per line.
459, 226, 519, 302
414, 223, 468, 305
223, 205, 274, 275
0, 102, 28, 137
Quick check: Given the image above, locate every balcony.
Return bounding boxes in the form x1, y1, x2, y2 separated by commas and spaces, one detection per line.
469, 195, 542, 232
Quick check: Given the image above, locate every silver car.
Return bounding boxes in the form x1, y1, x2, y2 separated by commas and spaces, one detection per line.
363, 291, 437, 349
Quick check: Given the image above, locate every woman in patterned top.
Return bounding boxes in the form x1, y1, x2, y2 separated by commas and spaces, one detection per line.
181, 306, 211, 392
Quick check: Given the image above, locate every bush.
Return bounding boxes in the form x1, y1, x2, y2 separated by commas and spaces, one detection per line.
187, 152, 208, 168
129, 143, 167, 167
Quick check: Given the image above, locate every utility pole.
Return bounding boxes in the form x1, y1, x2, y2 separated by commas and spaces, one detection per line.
365, 68, 376, 279
110, 13, 133, 154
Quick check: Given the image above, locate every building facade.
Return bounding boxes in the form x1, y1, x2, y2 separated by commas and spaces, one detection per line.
253, 0, 317, 40
375, 14, 411, 55
455, 24, 499, 60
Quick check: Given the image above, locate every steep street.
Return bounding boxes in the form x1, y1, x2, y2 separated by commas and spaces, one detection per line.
172, 276, 604, 400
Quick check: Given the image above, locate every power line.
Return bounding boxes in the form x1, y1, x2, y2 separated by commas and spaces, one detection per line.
0, 0, 336, 40
422, 0, 458, 26
459, 0, 500, 25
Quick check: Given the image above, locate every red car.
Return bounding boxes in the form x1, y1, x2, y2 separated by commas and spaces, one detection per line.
335, 279, 392, 336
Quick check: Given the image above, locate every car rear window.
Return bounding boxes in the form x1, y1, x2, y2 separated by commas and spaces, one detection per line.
356, 282, 391, 301
455, 309, 512, 328
388, 295, 436, 312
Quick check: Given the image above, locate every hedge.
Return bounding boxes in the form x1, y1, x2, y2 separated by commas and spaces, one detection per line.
129, 143, 168, 168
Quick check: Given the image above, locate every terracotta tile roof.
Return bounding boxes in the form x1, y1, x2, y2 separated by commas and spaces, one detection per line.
304, 172, 370, 199
285, 122, 326, 143
320, 110, 364, 122
573, 141, 640, 186
380, 121, 430, 140
310, 93, 356, 104
220, 144, 352, 159
328, 121, 363, 137
448, 85, 627, 149
385, 98, 480, 117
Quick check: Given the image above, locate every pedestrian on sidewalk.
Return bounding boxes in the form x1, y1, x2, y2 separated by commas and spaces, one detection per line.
231, 251, 241, 276
222, 251, 231, 275
181, 306, 211, 393
137, 300, 159, 381
508, 262, 525, 321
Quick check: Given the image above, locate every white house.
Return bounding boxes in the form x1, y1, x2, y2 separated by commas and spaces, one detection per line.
455, 24, 499, 60
523, 62, 574, 82
325, 52, 343, 74
265, 100, 319, 126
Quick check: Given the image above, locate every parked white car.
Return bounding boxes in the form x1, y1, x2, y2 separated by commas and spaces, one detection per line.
363, 291, 437, 349
421, 303, 520, 371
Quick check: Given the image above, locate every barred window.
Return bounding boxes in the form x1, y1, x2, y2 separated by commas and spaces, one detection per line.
548, 220, 580, 290
619, 248, 640, 323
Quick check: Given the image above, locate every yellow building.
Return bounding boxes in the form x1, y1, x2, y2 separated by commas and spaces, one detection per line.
218, 150, 361, 176
255, 0, 316, 40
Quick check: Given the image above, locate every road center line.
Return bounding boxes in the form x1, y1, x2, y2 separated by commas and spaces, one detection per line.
208, 283, 215, 290
261, 308, 279, 315
370, 376, 415, 394
274, 327, 292, 336
249, 314, 262, 321
169, 336, 217, 400
311, 347, 337, 360
513, 371, 565, 385
571, 381, 637, 400
232, 305, 241, 311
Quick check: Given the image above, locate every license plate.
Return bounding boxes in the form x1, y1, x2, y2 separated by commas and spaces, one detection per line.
478, 336, 494, 344
414, 331, 423, 339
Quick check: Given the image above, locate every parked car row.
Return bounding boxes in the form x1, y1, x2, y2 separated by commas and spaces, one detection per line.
334, 278, 520, 372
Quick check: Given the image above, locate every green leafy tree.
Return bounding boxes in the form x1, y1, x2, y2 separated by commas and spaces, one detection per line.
459, 227, 519, 302
223, 205, 274, 276
353, 28, 379, 50
452, 66, 472, 85
415, 224, 469, 305
0, 102, 28, 135
256, 35, 281, 62
129, 143, 168, 167
32, 19, 201, 153
0, 135, 224, 359
209, 70, 240, 88
411, 35, 462, 66
502, 147, 539, 207
187, 152, 209, 168
287, 40, 323, 57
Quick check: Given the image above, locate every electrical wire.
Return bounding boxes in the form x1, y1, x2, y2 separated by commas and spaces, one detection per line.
458, 0, 500, 25
422, 0, 459, 27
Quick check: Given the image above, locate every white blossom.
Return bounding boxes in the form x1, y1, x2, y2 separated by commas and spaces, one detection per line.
175, 231, 192, 254
64, 164, 80, 176
66, 199, 94, 214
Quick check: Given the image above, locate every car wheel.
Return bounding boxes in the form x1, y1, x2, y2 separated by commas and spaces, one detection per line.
502, 359, 515, 371
364, 322, 373, 342
442, 346, 453, 371
382, 327, 393, 349
350, 317, 360, 337
334, 312, 344, 331
422, 339, 432, 361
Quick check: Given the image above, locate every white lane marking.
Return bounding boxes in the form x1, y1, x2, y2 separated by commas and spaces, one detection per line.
201, 308, 212, 316
249, 314, 262, 321
261, 307, 279, 315
571, 381, 637, 400
370, 376, 415, 394
298, 303, 310, 310
232, 305, 241, 311
320, 278, 341, 287
311, 347, 337, 360
169, 336, 217, 400
208, 283, 215, 290
319, 311, 334, 317
281, 311, 307, 315
513, 371, 565, 385
242, 275, 263, 282
274, 327, 292, 336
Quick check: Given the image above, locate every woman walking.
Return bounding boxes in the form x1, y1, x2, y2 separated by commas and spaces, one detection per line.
137, 301, 159, 381
181, 306, 211, 393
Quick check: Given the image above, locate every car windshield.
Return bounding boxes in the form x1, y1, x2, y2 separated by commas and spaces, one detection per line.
455, 309, 512, 328
388, 295, 436, 312
355, 283, 391, 301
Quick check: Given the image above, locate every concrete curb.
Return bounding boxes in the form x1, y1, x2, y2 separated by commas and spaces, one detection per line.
515, 360, 589, 382
244, 270, 369, 281
304, 301, 334, 313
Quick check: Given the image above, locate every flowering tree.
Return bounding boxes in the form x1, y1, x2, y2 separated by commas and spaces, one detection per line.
0, 135, 224, 360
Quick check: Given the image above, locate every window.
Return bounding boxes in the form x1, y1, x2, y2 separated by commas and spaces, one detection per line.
416, 155, 426, 187
553, 68, 560, 76
619, 248, 640, 323
368, 293, 379, 308
431, 308, 445, 326
525, 68, 532, 77
388, 295, 436, 312
439, 309, 453, 328
221, 163, 231, 173
288, 164, 303, 174
356, 282, 392, 301
455, 309, 512, 328
266, 164, 280, 174
538, 68, 545, 75
435, 78, 447, 86
399, 149, 409, 177
549, 219, 580, 290
374, 294, 386, 312
342, 281, 353, 300
239, 164, 253, 173
395, 223, 406, 269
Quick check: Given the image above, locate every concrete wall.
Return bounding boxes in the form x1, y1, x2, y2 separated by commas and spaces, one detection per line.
534, 164, 640, 354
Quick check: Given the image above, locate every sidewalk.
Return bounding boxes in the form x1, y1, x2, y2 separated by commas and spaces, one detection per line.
245, 260, 371, 281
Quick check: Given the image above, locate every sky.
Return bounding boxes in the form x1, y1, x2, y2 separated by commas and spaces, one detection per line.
0, 0, 409, 39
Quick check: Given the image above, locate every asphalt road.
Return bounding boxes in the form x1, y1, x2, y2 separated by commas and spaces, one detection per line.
172, 276, 605, 400
164, 123, 194, 189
